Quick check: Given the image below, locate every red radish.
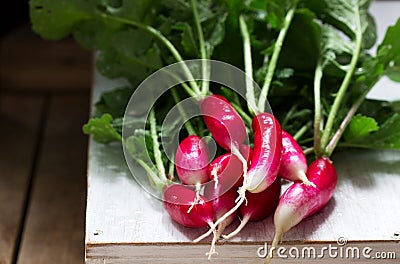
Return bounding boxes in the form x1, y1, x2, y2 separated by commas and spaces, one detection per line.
175, 135, 210, 185
223, 177, 281, 240
194, 113, 282, 242
266, 157, 337, 263
207, 147, 252, 190
163, 184, 214, 228
200, 95, 246, 150
279, 130, 315, 186
203, 182, 238, 258
246, 113, 282, 193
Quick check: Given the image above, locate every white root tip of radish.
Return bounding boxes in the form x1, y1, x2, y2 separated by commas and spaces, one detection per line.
206, 229, 219, 260
193, 189, 247, 243
298, 171, 316, 188
222, 214, 250, 240
265, 230, 283, 264
303, 180, 317, 188
187, 183, 201, 213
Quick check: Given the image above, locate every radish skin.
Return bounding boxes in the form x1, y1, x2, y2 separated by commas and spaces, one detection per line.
266, 157, 337, 263
200, 95, 247, 150
175, 135, 210, 185
163, 184, 214, 228
208, 147, 252, 190
280, 130, 315, 187
247, 113, 282, 193
223, 177, 281, 240
194, 113, 282, 242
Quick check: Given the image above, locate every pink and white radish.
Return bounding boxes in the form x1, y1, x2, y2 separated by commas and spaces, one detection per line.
266, 157, 337, 263
194, 113, 282, 242
200, 95, 247, 151
163, 184, 214, 228
279, 130, 315, 186
175, 135, 210, 185
223, 177, 281, 240
246, 113, 282, 193
208, 146, 253, 190
200, 95, 249, 185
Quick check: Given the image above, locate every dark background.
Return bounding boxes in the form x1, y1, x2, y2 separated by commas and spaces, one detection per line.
1, 1, 29, 37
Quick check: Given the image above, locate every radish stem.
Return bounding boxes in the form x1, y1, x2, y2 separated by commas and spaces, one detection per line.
293, 121, 312, 141
257, 0, 298, 112
325, 87, 371, 156
190, 0, 210, 96
313, 62, 323, 156
320, 6, 363, 154
239, 15, 257, 114
100, 13, 201, 95
149, 109, 168, 183
170, 88, 196, 135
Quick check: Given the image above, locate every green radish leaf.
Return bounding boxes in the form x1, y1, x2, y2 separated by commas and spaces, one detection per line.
174, 22, 199, 57
343, 114, 400, 149
124, 129, 154, 162
83, 114, 122, 144
305, 0, 376, 48
29, 0, 94, 40
343, 114, 379, 142
95, 87, 134, 118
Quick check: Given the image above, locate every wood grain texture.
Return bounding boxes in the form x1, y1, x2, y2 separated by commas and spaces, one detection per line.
17, 94, 89, 264
0, 25, 92, 92
85, 1, 400, 263
0, 94, 44, 264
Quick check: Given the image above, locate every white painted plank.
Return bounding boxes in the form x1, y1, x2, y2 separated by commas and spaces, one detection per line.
85, 1, 400, 262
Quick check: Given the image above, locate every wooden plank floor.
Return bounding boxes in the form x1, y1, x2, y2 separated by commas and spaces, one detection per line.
0, 25, 91, 264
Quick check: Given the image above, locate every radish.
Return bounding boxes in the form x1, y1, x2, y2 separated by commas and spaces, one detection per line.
163, 184, 214, 228
279, 130, 315, 186
203, 182, 238, 258
200, 95, 247, 151
207, 147, 252, 190
175, 135, 210, 185
194, 113, 282, 242
246, 113, 282, 193
266, 157, 337, 263
223, 177, 281, 240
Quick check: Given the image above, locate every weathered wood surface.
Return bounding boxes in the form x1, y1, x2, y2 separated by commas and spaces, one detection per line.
85, 2, 400, 263
0, 21, 91, 263
16, 95, 89, 264
0, 94, 44, 264
0, 25, 92, 91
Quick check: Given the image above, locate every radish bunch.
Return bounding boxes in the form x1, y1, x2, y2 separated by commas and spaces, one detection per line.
160, 93, 337, 261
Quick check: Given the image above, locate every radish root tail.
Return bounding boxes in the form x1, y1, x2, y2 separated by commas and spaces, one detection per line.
298, 171, 316, 188
265, 229, 282, 264
193, 187, 247, 243
206, 220, 228, 260
187, 183, 201, 213
222, 214, 250, 240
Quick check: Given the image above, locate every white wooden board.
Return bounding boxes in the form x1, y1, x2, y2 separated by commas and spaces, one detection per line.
86, 2, 400, 263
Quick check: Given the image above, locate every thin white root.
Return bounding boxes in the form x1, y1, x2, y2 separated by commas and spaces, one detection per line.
210, 165, 220, 189
187, 183, 201, 213
206, 229, 219, 260
222, 214, 250, 240
206, 221, 228, 260
265, 229, 282, 264
193, 187, 247, 243
298, 171, 316, 188
231, 144, 248, 185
